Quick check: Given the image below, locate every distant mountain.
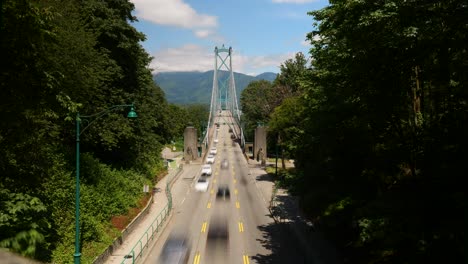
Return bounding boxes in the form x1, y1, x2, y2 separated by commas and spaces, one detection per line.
153, 70, 277, 105
253, 72, 278, 81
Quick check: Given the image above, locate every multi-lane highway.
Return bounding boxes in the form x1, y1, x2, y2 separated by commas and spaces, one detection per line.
143, 113, 306, 264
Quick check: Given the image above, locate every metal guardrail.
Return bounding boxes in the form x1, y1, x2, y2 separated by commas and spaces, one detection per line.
120, 165, 181, 264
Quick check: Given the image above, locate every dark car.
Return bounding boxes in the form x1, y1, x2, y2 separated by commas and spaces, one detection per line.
159, 235, 191, 264
216, 185, 230, 200
206, 219, 229, 248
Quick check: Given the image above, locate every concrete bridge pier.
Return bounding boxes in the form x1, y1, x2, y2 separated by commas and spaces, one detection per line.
184, 126, 198, 163
254, 125, 267, 166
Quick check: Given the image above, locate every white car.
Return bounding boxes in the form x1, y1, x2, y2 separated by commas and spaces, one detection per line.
214, 138, 219, 143
195, 177, 209, 192
209, 148, 217, 155
201, 164, 212, 175
206, 155, 215, 164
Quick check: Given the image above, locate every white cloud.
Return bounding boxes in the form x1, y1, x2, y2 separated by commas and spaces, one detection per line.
131, 0, 217, 30
272, 0, 318, 3
312, 34, 322, 41
194, 29, 214, 38
150, 44, 295, 75
301, 33, 322, 46
239, 53, 295, 70
150, 44, 213, 72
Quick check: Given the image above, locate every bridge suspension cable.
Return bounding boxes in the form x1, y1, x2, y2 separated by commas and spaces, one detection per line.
204, 45, 244, 147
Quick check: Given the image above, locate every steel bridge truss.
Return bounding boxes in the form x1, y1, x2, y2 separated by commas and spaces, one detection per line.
204, 45, 244, 147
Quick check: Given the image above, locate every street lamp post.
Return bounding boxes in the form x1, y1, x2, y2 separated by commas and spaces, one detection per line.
74, 104, 137, 264
275, 134, 278, 179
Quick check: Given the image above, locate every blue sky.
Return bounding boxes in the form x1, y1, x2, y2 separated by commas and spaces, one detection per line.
130, 0, 329, 76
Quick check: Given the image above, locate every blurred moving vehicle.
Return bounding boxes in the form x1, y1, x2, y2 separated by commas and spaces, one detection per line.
210, 147, 217, 155
221, 159, 229, 169
206, 218, 229, 248
206, 154, 215, 164
201, 164, 212, 175
195, 177, 209, 192
158, 235, 191, 264
216, 185, 230, 200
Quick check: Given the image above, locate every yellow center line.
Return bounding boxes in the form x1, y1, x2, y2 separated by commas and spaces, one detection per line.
193, 253, 201, 264
207, 202, 211, 209
213, 178, 217, 183
233, 179, 237, 184
201, 222, 207, 233
234, 189, 238, 195
243, 255, 250, 264
210, 188, 214, 194
236, 201, 240, 209
238, 222, 244, 232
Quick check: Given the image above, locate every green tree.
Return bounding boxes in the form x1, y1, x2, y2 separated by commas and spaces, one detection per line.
273, 52, 309, 94
240, 80, 274, 141
268, 96, 305, 168
0, 0, 181, 262
292, 0, 468, 262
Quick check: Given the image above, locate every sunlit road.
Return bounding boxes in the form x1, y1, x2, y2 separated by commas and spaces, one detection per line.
143, 113, 306, 264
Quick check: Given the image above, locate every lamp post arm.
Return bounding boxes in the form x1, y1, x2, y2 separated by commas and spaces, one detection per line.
77, 104, 134, 136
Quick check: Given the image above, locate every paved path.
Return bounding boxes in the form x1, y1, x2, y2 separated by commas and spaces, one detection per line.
103, 151, 183, 264
248, 159, 341, 264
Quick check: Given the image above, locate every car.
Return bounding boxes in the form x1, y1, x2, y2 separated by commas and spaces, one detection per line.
209, 148, 217, 155
158, 235, 191, 264
195, 177, 209, 192
201, 164, 212, 175
206, 155, 215, 164
214, 138, 219, 143
221, 159, 229, 169
216, 185, 230, 200
228, 128, 233, 133
206, 219, 229, 250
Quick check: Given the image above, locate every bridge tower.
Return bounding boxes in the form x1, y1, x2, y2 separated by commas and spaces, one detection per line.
205, 45, 244, 147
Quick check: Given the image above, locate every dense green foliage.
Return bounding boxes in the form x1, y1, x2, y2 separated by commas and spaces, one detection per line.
241, 53, 307, 156
154, 70, 277, 105
165, 104, 210, 141
0, 0, 188, 262
242, 0, 467, 262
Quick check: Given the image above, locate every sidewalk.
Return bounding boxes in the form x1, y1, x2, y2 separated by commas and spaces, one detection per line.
248, 159, 340, 264
102, 151, 183, 264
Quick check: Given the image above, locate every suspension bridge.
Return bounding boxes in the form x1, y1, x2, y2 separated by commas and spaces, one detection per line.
202, 45, 245, 149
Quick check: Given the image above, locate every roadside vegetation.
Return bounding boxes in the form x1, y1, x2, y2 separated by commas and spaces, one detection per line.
241, 1, 467, 263
0, 1, 207, 263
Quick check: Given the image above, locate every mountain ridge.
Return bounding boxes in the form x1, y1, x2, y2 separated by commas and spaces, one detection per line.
153, 70, 277, 105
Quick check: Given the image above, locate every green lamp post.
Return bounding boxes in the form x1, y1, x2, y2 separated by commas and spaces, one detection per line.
74, 104, 137, 264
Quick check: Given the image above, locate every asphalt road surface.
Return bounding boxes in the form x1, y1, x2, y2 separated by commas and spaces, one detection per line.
143, 115, 306, 264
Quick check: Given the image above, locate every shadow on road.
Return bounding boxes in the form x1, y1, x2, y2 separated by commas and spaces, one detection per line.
252, 219, 307, 264
254, 173, 273, 182
253, 181, 341, 264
